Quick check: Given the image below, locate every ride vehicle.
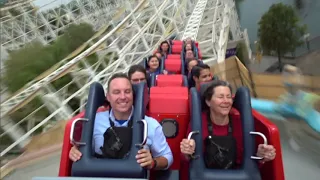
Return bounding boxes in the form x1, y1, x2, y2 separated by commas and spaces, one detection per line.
34, 40, 285, 180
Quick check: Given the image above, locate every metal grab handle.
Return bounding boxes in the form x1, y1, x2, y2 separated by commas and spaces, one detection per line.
187, 131, 200, 159
250, 131, 268, 160
187, 131, 199, 140
135, 119, 148, 148
70, 118, 89, 146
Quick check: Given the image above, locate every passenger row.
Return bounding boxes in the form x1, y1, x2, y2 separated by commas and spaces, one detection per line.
145, 38, 202, 78
144, 40, 215, 90
59, 39, 282, 180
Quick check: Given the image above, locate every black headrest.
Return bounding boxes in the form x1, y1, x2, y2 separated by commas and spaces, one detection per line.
149, 73, 156, 87
132, 82, 149, 117
199, 81, 212, 97
180, 54, 186, 76
143, 57, 148, 69
182, 75, 188, 87
71, 82, 147, 178
197, 77, 220, 96
189, 86, 261, 180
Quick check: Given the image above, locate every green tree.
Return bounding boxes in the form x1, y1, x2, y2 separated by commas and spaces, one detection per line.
236, 41, 248, 66
3, 42, 56, 92
3, 23, 95, 93
258, 3, 307, 72
2, 23, 95, 131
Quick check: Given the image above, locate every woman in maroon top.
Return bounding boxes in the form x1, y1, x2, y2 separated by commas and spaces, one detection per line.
180, 80, 276, 169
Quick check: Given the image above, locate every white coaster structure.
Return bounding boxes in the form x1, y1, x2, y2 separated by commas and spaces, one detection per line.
0, 0, 245, 158
0, 0, 131, 51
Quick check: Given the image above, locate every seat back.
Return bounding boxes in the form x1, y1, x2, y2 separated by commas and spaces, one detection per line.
253, 110, 285, 180
192, 42, 199, 59
189, 87, 262, 180
165, 58, 182, 74
172, 40, 183, 45
171, 44, 183, 54
167, 54, 181, 59
165, 49, 185, 75
149, 73, 156, 87
149, 86, 189, 169
59, 107, 108, 177
71, 82, 148, 178
59, 112, 85, 177
156, 74, 188, 87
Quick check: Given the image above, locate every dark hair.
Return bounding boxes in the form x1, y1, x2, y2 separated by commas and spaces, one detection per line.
184, 43, 194, 51
188, 64, 210, 88
147, 55, 160, 63
160, 41, 169, 47
191, 64, 210, 78
186, 58, 198, 67
159, 41, 170, 52
201, 80, 232, 111
128, 65, 147, 80
107, 73, 130, 92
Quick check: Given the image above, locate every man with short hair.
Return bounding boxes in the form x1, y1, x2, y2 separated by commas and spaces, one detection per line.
69, 73, 173, 170
191, 64, 212, 90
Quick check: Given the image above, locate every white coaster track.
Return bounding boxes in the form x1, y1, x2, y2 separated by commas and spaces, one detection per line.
0, 0, 244, 158
0, 0, 130, 51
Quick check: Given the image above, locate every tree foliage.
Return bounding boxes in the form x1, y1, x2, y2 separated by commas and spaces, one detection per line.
258, 3, 307, 71
4, 42, 56, 92
3, 23, 95, 93
2, 23, 95, 133
236, 41, 248, 66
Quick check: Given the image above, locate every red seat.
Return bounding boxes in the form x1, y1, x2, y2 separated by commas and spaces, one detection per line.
150, 86, 188, 95
167, 54, 181, 59
149, 86, 189, 170
156, 75, 184, 87
58, 107, 108, 177
59, 112, 85, 176
253, 110, 285, 180
172, 40, 183, 45
165, 58, 181, 74
171, 44, 182, 54
198, 49, 202, 59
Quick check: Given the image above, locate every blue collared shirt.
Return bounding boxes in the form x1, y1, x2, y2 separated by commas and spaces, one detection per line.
93, 108, 173, 169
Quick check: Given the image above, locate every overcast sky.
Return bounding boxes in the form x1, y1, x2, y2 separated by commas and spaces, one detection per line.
33, 0, 74, 12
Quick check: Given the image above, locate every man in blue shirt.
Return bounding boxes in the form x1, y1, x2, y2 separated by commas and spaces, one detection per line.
69, 73, 173, 170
